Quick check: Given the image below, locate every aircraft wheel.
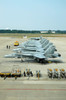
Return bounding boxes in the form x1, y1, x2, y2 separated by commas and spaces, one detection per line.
36, 58, 40, 63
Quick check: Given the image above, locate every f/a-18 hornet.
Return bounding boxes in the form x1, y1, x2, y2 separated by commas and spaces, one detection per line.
5, 37, 61, 63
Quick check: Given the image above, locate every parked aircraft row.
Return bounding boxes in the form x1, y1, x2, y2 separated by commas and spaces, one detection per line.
5, 37, 61, 63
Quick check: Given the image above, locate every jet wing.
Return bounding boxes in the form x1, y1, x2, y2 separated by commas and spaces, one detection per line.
34, 53, 46, 59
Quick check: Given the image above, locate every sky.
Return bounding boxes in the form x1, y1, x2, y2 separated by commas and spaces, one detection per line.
0, 0, 66, 30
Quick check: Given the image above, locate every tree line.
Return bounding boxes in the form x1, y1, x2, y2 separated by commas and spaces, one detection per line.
0, 29, 40, 33
0, 29, 66, 34
55, 30, 66, 34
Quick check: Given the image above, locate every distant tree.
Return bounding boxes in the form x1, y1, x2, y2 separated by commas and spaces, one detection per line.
48, 30, 52, 34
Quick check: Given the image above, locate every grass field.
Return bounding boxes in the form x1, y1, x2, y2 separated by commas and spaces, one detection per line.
0, 33, 66, 38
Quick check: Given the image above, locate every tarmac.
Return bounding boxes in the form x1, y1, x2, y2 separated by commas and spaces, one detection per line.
0, 80, 66, 100
0, 36, 66, 100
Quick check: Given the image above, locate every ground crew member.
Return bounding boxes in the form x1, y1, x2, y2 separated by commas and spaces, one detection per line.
15, 76, 17, 80
30, 71, 33, 76
27, 70, 30, 76
4, 76, 6, 80
24, 71, 26, 77
6, 45, 8, 49
9, 46, 10, 49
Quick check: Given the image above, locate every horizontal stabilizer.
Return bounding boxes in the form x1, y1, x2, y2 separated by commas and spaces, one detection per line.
4, 54, 16, 58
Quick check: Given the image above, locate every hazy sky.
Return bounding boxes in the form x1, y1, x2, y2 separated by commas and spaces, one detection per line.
0, 0, 66, 30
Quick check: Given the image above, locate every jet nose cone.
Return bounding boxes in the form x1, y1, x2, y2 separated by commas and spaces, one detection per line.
58, 54, 61, 57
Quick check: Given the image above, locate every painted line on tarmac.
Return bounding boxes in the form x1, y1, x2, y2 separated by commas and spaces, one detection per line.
0, 88, 66, 91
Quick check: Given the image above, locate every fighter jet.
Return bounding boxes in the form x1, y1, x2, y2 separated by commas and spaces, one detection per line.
5, 37, 61, 63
